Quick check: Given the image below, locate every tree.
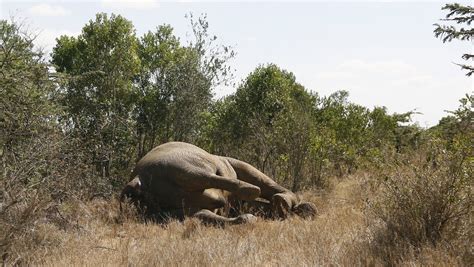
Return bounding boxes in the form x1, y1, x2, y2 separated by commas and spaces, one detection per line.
431, 93, 473, 151
134, 15, 234, 157
1, 19, 56, 153
434, 3, 474, 76
1, 19, 59, 185
1, 19, 59, 262
51, 13, 140, 177
135, 24, 183, 155
209, 64, 317, 190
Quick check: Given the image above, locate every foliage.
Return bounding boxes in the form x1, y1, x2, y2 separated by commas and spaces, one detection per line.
52, 13, 234, 178
430, 93, 473, 153
0, 19, 76, 263
434, 3, 474, 76
371, 96, 473, 262
48, 12, 416, 192
0, 19, 57, 152
373, 146, 472, 245
52, 13, 140, 178
206, 65, 317, 190
205, 65, 412, 190
134, 17, 234, 157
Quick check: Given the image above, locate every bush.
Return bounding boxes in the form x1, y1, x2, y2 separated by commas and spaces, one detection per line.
371, 141, 472, 262
0, 131, 117, 264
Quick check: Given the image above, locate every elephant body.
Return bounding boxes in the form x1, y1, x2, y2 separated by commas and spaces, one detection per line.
121, 142, 316, 224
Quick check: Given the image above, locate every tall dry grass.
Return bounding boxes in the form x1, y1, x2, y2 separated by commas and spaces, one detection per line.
4, 172, 468, 266
368, 147, 473, 265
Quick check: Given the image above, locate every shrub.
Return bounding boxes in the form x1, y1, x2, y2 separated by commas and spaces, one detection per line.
0, 132, 112, 264
371, 141, 472, 262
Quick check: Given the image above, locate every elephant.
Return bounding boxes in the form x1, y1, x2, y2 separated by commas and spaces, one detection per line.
120, 142, 316, 225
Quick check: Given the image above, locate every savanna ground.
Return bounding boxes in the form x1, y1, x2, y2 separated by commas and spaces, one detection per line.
6, 171, 470, 266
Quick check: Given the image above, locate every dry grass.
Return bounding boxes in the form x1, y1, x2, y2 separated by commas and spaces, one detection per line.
5, 173, 467, 266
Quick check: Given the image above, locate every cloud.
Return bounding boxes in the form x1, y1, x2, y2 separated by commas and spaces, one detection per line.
27, 4, 70, 17
101, 0, 159, 10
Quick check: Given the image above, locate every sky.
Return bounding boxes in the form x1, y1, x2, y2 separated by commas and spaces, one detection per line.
1, 0, 472, 127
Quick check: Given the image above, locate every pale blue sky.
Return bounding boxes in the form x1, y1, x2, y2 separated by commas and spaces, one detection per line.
2, 0, 472, 126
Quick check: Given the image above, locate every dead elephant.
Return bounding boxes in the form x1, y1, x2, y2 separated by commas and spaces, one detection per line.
120, 142, 316, 225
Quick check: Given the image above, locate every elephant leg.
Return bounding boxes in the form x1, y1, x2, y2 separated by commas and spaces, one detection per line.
272, 193, 294, 219
172, 170, 261, 201
150, 189, 232, 222
150, 190, 227, 222
225, 157, 296, 199
193, 209, 257, 226
225, 157, 298, 217
183, 189, 227, 211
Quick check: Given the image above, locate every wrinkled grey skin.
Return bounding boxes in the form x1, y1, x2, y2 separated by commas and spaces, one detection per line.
120, 142, 316, 225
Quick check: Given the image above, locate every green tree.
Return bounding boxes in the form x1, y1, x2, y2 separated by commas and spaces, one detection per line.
135, 15, 234, 157
312, 91, 371, 176
209, 64, 317, 190
51, 13, 140, 177
310, 91, 413, 179
368, 107, 414, 153
430, 93, 473, 151
434, 3, 474, 76
135, 24, 183, 156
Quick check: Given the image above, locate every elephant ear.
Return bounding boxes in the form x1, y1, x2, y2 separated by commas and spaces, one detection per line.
292, 202, 317, 219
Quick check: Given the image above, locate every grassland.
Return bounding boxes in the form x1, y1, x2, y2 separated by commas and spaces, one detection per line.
6, 173, 467, 266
